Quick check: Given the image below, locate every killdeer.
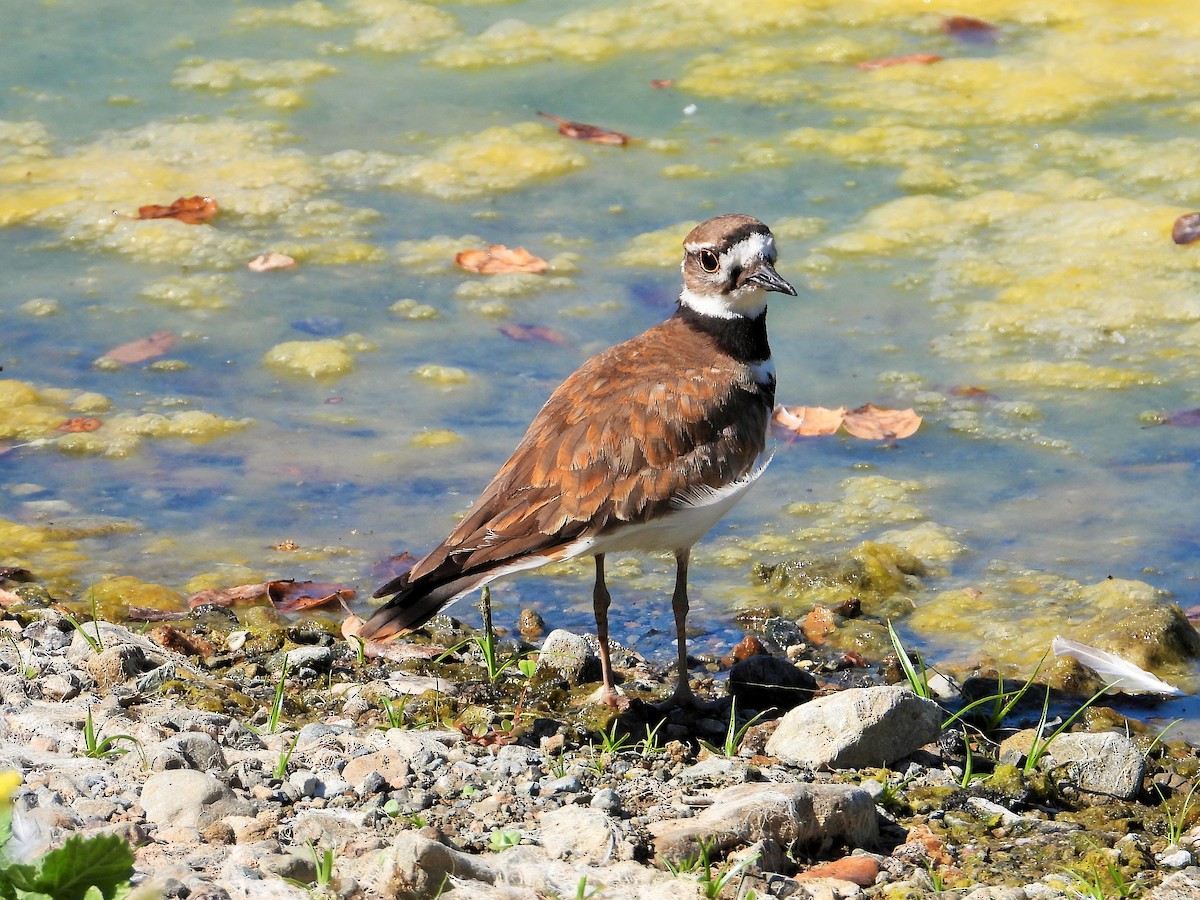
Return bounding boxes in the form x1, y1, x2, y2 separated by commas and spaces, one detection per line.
358, 214, 796, 708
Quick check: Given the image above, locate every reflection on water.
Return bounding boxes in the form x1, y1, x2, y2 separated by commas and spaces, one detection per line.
2, 0, 1199, 715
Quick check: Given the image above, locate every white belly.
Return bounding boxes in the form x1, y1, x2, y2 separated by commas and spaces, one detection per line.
560, 452, 771, 559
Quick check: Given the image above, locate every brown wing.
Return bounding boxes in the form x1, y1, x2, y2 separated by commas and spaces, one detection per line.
405, 315, 772, 582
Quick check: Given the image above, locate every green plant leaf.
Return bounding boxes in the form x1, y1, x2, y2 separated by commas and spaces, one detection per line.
22, 833, 133, 900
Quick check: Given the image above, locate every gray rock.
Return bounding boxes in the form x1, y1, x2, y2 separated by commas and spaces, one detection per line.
1145, 870, 1200, 899
727, 653, 816, 714
590, 788, 622, 814
649, 781, 877, 863
1035, 731, 1146, 800
282, 646, 333, 671
964, 889, 1029, 900
289, 770, 322, 798
540, 774, 581, 795
147, 733, 227, 773
140, 770, 253, 829
343, 749, 410, 791
540, 806, 624, 863
535, 629, 599, 684
766, 684, 942, 769
375, 831, 497, 898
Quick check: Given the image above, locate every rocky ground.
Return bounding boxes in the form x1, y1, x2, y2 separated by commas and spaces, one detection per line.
0, 600, 1198, 900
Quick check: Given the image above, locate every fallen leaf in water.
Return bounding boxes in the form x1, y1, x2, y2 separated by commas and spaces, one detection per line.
842, 404, 922, 440
1159, 407, 1200, 427
856, 53, 943, 71
1172, 213, 1200, 245
137, 195, 219, 224
0, 567, 33, 584
248, 251, 297, 272
371, 551, 418, 584
650, 79, 674, 88
269, 580, 355, 612
273, 539, 300, 552
188, 582, 272, 608
105, 330, 176, 364
55, 417, 102, 433
948, 385, 996, 399
941, 15, 998, 44
124, 606, 190, 622
456, 245, 548, 275
773, 405, 847, 436
537, 111, 630, 146
499, 323, 568, 345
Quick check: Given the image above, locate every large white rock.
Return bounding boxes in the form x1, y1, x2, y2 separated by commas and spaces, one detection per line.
766, 684, 942, 769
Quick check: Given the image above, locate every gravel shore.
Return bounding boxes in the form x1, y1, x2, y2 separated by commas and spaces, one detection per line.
0, 607, 1198, 899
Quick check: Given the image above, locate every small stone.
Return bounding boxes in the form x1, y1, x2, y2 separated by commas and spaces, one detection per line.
590, 788, 622, 814
727, 653, 816, 714
289, 770, 322, 798
540, 775, 581, 795
201, 821, 236, 844
282, 646, 333, 671
535, 629, 599, 684
1158, 845, 1195, 869
141, 770, 253, 829
518, 608, 545, 641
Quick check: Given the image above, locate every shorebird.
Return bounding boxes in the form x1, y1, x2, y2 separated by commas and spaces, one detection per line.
358, 214, 796, 707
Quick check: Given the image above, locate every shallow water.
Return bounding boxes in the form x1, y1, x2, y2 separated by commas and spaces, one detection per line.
3, 1, 1200, 727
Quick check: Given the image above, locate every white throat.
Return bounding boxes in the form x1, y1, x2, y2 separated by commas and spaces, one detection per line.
679, 285, 768, 320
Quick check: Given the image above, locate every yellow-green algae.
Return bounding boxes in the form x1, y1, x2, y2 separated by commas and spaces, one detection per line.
263, 339, 357, 378
325, 124, 586, 200
171, 58, 338, 92
85, 576, 185, 620
0, 379, 250, 457
140, 274, 239, 311
912, 570, 1200, 680
0, 118, 380, 268
0, 518, 87, 588
412, 364, 471, 386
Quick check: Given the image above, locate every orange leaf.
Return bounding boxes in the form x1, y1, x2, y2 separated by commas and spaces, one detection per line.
537, 111, 630, 146
137, 195, 219, 224
856, 53, 943, 71
499, 323, 568, 345
268, 580, 355, 611
841, 404, 922, 440
650, 79, 674, 88
773, 404, 847, 436
455, 245, 548, 275
247, 251, 297, 272
105, 330, 176, 364
188, 582, 272, 608
1173, 213, 1200, 245
55, 417, 102, 433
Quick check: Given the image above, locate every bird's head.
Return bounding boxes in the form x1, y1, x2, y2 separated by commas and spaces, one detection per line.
679, 214, 797, 320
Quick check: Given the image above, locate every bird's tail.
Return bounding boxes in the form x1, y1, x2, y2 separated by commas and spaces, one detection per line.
357, 569, 496, 642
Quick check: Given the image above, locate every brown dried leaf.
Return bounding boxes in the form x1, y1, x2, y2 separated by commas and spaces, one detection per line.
0, 588, 22, 607
537, 111, 631, 146
124, 606, 190, 622
187, 582, 273, 608
941, 16, 998, 44
248, 251, 297, 272
55, 417, 102, 433
498, 323, 568, 345
137, 195, 219, 224
773, 404, 847, 436
856, 53, 943, 71
268, 580, 355, 612
371, 551, 418, 584
650, 79, 674, 88
343, 614, 447, 662
456, 244, 549, 275
105, 330, 176, 364
1172, 213, 1200, 245
841, 404, 922, 440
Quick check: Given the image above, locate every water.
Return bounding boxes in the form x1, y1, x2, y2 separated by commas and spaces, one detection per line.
3, 0, 1199, 728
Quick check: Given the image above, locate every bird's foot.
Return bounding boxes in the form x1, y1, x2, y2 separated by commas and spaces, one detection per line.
653, 683, 723, 713
586, 684, 630, 710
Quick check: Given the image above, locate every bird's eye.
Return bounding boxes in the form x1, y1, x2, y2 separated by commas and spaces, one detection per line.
698, 249, 719, 273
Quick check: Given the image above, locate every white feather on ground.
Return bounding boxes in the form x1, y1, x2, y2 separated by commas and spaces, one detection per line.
1051, 635, 1183, 695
